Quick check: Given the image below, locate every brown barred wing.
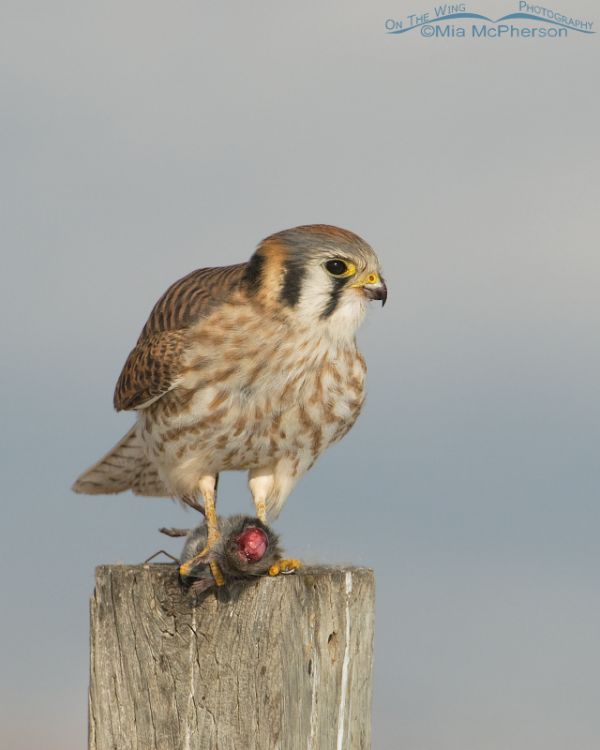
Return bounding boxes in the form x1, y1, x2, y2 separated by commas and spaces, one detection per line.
113, 330, 188, 410
113, 263, 247, 411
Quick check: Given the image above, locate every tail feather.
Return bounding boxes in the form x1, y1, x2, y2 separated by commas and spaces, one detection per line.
72, 424, 170, 497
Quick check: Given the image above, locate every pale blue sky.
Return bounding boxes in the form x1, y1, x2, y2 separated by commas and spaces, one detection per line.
1, 2, 599, 748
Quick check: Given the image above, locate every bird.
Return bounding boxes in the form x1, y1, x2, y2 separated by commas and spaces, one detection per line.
73, 224, 387, 584
163, 514, 287, 597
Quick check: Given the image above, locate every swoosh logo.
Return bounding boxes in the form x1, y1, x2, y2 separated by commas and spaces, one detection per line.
387, 12, 595, 34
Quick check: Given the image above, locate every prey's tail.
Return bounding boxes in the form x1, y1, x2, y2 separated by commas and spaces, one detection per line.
72, 424, 170, 497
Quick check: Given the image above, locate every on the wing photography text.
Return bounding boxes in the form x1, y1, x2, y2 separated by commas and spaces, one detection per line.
385, 1, 594, 39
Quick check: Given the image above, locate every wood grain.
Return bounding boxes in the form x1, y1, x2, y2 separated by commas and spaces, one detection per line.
89, 564, 374, 750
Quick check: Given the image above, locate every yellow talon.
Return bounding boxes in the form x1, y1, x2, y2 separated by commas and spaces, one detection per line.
268, 559, 301, 577
179, 538, 225, 587
179, 561, 192, 577
210, 560, 225, 587
179, 543, 210, 577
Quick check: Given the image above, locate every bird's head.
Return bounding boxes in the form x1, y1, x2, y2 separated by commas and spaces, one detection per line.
244, 225, 386, 341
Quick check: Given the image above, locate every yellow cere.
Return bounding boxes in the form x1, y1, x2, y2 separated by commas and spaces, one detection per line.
351, 271, 380, 288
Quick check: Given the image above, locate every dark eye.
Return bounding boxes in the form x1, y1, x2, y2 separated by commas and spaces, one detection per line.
325, 259, 352, 277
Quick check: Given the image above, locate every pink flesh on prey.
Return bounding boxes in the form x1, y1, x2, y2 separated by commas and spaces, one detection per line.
236, 527, 268, 562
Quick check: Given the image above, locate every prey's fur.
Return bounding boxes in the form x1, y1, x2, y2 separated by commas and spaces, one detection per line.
178, 515, 283, 596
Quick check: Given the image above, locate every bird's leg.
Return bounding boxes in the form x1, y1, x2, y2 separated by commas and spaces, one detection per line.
249, 467, 300, 577
249, 469, 273, 524
179, 475, 225, 586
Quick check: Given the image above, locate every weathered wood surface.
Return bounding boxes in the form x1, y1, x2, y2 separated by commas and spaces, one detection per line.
89, 564, 374, 750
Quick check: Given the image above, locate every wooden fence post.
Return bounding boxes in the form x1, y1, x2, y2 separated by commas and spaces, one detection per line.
89, 564, 374, 750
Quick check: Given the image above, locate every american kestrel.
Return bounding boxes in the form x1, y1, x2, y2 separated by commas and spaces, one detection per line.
73, 224, 386, 584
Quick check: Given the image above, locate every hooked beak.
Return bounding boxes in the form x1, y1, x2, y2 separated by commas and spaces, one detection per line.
354, 272, 387, 306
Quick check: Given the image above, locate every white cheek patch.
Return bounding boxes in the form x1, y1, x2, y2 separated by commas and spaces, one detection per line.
292, 265, 368, 342
295, 265, 332, 322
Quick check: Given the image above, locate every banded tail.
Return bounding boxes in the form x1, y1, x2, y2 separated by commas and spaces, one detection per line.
72, 424, 169, 497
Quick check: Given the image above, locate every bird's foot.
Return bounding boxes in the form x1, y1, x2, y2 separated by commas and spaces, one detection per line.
178, 549, 208, 577
179, 531, 225, 586
209, 559, 225, 587
179, 551, 226, 587
268, 559, 301, 577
